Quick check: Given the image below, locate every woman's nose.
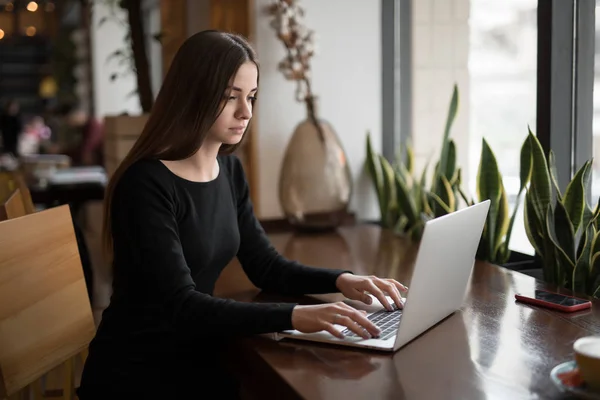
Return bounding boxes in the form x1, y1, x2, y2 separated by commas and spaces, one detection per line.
236, 101, 252, 120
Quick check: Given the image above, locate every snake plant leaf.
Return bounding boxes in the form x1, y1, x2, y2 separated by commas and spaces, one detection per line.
379, 155, 397, 227
524, 190, 545, 256
445, 139, 457, 180
581, 205, 595, 245
545, 203, 576, 284
577, 216, 595, 263
399, 162, 414, 188
493, 184, 510, 258
501, 190, 525, 262
422, 191, 434, 216
589, 252, 600, 298
394, 214, 409, 234
407, 221, 425, 240
573, 223, 593, 294
395, 174, 418, 224
563, 160, 592, 233
437, 84, 459, 182
520, 132, 533, 195
431, 161, 440, 193
548, 151, 562, 202
528, 131, 552, 223
366, 132, 385, 219
438, 175, 456, 212
427, 192, 453, 215
459, 188, 474, 207
405, 142, 414, 176
477, 138, 502, 206
551, 200, 576, 262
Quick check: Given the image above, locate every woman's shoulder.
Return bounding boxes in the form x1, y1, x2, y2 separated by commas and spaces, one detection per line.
218, 154, 246, 182
120, 158, 170, 182
115, 158, 175, 196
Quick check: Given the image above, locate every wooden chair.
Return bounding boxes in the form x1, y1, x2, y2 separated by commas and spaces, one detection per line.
0, 171, 35, 217
0, 188, 27, 221
0, 205, 96, 399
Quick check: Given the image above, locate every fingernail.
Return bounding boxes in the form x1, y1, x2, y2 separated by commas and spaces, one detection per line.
367, 297, 372, 304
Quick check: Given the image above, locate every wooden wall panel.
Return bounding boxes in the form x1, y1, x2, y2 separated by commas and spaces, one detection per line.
209, 0, 259, 212
160, 0, 187, 76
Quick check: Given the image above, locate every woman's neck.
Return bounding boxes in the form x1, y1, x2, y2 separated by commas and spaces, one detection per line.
161, 142, 221, 182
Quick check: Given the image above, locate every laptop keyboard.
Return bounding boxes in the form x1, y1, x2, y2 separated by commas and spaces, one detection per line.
341, 308, 403, 340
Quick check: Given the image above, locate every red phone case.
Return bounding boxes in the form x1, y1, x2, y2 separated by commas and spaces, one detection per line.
515, 293, 592, 313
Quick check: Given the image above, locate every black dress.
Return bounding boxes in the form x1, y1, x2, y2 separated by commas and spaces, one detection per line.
77, 155, 348, 399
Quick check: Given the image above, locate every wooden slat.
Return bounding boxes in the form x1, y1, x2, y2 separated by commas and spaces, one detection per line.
0, 189, 26, 221
160, 0, 188, 76
209, 0, 260, 213
0, 205, 96, 397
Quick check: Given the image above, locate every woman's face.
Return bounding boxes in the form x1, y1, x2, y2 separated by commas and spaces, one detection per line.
207, 61, 258, 146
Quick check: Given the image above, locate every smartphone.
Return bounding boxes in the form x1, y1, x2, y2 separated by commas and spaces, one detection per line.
515, 290, 592, 313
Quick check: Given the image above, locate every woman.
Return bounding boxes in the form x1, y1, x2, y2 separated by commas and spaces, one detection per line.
78, 30, 407, 399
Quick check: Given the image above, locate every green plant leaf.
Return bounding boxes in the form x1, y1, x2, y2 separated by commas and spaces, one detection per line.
395, 174, 418, 224
573, 222, 593, 294
527, 130, 552, 225
427, 192, 452, 215
422, 191, 434, 217
563, 161, 592, 233
589, 251, 600, 297
366, 132, 386, 224
548, 151, 562, 202
445, 140, 457, 180
437, 175, 456, 213
436, 84, 459, 188
476, 138, 502, 201
501, 191, 525, 262
552, 200, 576, 263
379, 155, 397, 227
519, 133, 533, 195
394, 215, 409, 234
546, 203, 577, 283
524, 190, 544, 256
405, 143, 414, 176
493, 184, 510, 259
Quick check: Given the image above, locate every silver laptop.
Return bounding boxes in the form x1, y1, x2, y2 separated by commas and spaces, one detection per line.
277, 200, 491, 352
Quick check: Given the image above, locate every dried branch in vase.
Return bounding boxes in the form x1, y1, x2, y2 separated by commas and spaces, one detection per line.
266, 0, 325, 141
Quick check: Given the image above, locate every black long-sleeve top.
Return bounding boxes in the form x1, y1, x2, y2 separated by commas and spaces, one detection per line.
78, 154, 348, 398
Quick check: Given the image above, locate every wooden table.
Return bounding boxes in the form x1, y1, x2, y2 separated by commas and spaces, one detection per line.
214, 224, 600, 400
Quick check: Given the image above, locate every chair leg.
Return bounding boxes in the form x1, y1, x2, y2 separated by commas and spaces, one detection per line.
31, 380, 43, 400
63, 357, 73, 400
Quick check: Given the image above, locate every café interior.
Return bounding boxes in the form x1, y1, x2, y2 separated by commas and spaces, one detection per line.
1, 0, 600, 399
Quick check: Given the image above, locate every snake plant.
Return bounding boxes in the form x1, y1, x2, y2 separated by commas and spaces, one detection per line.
524, 130, 600, 298
465, 137, 531, 264
366, 84, 463, 240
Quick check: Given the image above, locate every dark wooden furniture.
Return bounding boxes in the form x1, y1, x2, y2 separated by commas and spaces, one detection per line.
214, 224, 600, 400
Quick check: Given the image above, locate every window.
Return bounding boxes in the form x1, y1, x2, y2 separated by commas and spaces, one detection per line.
469, 0, 537, 255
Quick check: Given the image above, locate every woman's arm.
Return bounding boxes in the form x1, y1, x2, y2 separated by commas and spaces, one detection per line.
111, 162, 296, 337
229, 156, 352, 295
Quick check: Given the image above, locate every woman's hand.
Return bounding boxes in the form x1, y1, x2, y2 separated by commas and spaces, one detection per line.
335, 273, 408, 311
291, 302, 381, 340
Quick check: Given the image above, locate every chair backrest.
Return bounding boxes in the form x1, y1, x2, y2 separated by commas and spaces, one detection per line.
0, 188, 27, 221
0, 171, 35, 216
0, 205, 96, 397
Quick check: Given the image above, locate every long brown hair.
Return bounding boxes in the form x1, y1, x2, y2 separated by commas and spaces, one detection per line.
102, 30, 259, 260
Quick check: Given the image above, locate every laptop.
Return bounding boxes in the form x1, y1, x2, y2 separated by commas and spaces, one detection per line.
276, 200, 491, 352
